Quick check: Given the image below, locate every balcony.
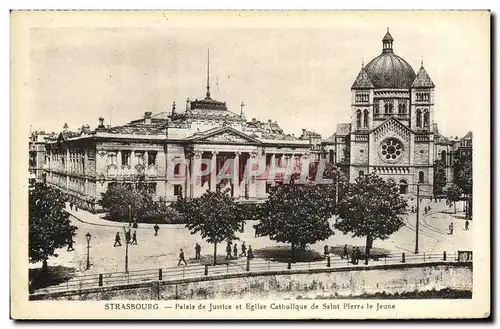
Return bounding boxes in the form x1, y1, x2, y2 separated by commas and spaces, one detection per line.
107, 164, 158, 180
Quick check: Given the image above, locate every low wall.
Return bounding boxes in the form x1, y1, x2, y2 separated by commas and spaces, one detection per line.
32, 262, 472, 300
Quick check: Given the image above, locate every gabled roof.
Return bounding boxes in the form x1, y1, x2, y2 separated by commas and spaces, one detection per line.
351, 68, 374, 89
187, 126, 262, 144
461, 131, 473, 140
411, 66, 435, 88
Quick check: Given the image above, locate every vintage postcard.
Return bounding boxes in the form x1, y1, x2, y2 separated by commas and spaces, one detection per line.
11, 10, 490, 319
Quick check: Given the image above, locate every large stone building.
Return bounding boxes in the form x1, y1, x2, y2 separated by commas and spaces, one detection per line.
41, 62, 323, 211
326, 29, 472, 196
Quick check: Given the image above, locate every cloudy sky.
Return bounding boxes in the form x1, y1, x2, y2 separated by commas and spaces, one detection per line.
26, 11, 489, 139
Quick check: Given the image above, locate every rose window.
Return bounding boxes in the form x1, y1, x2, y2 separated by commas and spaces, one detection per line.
380, 138, 403, 162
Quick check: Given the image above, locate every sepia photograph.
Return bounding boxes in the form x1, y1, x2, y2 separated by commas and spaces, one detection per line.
11, 10, 490, 319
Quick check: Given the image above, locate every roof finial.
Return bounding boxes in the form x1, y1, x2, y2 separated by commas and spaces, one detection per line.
240, 101, 245, 117
206, 49, 211, 99
361, 58, 364, 69
421, 57, 424, 67
387, 27, 389, 33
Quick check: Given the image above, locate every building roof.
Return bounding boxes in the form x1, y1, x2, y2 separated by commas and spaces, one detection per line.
411, 65, 435, 88
461, 131, 473, 140
363, 31, 416, 89
106, 125, 166, 136
351, 68, 374, 89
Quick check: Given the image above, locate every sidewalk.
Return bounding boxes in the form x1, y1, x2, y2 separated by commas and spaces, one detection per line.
65, 205, 185, 230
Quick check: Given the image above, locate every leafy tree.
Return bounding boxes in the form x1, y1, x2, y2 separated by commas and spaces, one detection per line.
446, 183, 462, 214
99, 183, 158, 221
433, 160, 447, 196
29, 182, 78, 271
180, 189, 243, 265
255, 183, 336, 261
454, 157, 472, 196
335, 173, 407, 264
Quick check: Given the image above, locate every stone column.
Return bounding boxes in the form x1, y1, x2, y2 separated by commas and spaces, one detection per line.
117, 150, 122, 168
145, 151, 149, 166
185, 152, 191, 199
192, 151, 203, 198
233, 152, 240, 198
248, 151, 258, 199
210, 151, 218, 192
66, 148, 70, 171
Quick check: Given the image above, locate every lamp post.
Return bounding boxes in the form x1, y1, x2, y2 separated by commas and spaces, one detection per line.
415, 183, 420, 254
85, 232, 92, 270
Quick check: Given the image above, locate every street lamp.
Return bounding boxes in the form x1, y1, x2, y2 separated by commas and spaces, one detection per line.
85, 232, 92, 270
123, 225, 129, 273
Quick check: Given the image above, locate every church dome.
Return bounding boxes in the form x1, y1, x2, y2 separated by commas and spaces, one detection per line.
363, 30, 416, 89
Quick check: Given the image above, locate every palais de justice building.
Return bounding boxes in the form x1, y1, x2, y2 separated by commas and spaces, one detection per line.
36, 30, 470, 211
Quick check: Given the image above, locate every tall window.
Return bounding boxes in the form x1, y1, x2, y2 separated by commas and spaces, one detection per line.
356, 110, 362, 128
173, 158, 182, 175
398, 103, 406, 114
108, 153, 117, 166
363, 109, 369, 128
441, 150, 447, 163
399, 180, 408, 194
122, 151, 131, 167
374, 102, 379, 115
148, 152, 157, 166
416, 109, 422, 128
174, 185, 183, 197
418, 171, 425, 183
135, 152, 145, 166
423, 110, 430, 127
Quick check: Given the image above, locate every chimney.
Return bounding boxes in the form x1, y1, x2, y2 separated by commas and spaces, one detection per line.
186, 98, 191, 111
172, 101, 176, 114
144, 111, 152, 125
252, 118, 256, 123
268, 119, 272, 123
302, 128, 307, 135
96, 117, 105, 131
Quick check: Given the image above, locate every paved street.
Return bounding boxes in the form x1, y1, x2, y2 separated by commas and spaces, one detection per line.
29, 198, 472, 279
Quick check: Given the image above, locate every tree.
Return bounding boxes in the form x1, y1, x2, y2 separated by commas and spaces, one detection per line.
453, 157, 472, 196
180, 189, 243, 265
29, 182, 78, 271
446, 183, 462, 214
433, 160, 447, 196
335, 173, 407, 264
99, 183, 158, 221
255, 183, 336, 261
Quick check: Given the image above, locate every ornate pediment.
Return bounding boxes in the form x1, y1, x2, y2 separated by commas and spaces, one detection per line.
372, 117, 411, 143
191, 127, 261, 145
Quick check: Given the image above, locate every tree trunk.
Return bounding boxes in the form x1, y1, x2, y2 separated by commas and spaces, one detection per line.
42, 259, 48, 272
290, 242, 295, 262
454, 201, 457, 214
213, 243, 217, 266
365, 235, 372, 265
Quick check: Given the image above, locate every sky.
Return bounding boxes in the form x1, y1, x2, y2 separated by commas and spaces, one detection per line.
27, 11, 489, 139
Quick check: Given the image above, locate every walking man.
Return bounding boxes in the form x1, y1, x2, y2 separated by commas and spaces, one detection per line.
195, 243, 201, 260
154, 224, 160, 236
131, 230, 138, 245
465, 219, 470, 231
67, 232, 75, 251
351, 248, 357, 265
133, 221, 138, 229
233, 243, 238, 259
247, 245, 254, 259
226, 242, 232, 260
449, 222, 454, 235
69, 202, 73, 211
342, 244, 349, 260
240, 242, 247, 257
178, 249, 188, 266
114, 232, 122, 247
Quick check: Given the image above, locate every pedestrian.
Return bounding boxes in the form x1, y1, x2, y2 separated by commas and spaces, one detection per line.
114, 232, 122, 247
178, 249, 188, 266
125, 229, 131, 244
226, 242, 232, 259
449, 222, 454, 235
154, 224, 159, 236
75, 204, 78, 212
233, 244, 238, 259
324, 245, 329, 257
131, 230, 138, 245
247, 245, 254, 259
355, 247, 362, 265
67, 232, 75, 251
351, 248, 357, 265
69, 202, 73, 210
195, 243, 201, 260
133, 220, 138, 229
465, 219, 470, 231
342, 244, 349, 260
240, 242, 247, 257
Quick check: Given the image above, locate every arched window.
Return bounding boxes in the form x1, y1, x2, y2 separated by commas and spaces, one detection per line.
374, 102, 379, 114
398, 103, 406, 114
399, 180, 408, 194
416, 109, 422, 128
441, 150, 447, 163
418, 171, 425, 184
356, 110, 362, 128
423, 110, 429, 127
384, 103, 389, 114
363, 109, 369, 128
388, 102, 393, 114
